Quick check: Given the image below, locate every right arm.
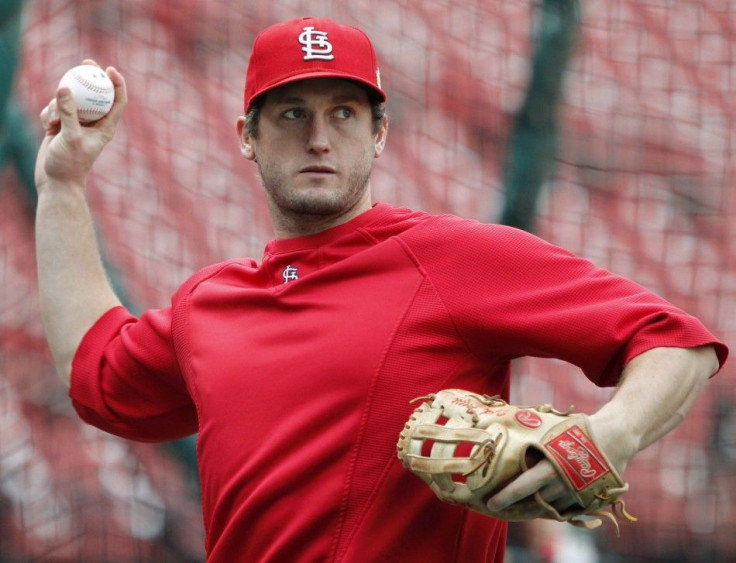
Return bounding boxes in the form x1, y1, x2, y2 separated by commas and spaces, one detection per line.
35, 61, 127, 386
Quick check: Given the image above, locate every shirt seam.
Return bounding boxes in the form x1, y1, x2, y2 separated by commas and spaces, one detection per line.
392, 235, 487, 365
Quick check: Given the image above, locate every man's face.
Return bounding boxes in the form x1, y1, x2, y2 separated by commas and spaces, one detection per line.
238, 78, 388, 236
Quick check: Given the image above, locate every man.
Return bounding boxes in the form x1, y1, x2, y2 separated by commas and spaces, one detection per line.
35, 16, 727, 562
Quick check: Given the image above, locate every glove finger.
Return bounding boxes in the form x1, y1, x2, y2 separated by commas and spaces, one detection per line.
490, 498, 549, 521
539, 476, 583, 514
486, 459, 556, 512
539, 481, 572, 504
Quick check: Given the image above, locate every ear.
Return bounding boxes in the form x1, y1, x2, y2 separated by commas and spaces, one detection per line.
373, 115, 388, 158
236, 116, 257, 161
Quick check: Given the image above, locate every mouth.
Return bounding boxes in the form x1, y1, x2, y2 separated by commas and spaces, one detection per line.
299, 165, 336, 175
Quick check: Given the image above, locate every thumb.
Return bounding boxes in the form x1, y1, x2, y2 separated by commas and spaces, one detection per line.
56, 87, 82, 134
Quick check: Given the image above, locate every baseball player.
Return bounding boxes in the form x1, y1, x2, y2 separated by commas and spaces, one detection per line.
35, 17, 727, 562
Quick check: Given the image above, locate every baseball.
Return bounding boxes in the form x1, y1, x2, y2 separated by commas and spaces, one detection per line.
58, 64, 115, 123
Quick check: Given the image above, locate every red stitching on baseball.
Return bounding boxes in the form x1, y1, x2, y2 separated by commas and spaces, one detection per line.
70, 70, 113, 94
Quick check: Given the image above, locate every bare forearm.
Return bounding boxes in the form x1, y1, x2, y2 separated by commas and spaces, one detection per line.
35, 182, 121, 386
485, 345, 720, 515
588, 345, 719, 469
34, 63, 127, 385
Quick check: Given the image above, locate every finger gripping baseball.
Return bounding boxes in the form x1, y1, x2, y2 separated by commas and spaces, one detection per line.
396, 389, 637, 533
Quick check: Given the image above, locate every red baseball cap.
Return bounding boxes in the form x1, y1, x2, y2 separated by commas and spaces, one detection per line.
244, 17, 386, 112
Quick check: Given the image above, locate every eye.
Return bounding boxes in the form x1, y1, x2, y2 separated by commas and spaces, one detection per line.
333, 107, 354, 120
283, 108, 307, 120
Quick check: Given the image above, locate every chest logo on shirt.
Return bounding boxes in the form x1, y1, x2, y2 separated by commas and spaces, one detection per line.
282, 265, 299, 283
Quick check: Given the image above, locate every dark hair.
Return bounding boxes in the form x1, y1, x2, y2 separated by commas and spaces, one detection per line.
244, 87, 386, 140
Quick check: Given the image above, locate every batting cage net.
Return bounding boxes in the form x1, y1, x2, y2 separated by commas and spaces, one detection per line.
1, 0, 734, 561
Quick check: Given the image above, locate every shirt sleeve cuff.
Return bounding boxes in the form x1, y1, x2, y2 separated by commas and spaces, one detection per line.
69, 305, 137, 415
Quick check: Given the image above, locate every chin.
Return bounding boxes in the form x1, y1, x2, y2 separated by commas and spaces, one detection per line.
293, 198, 351, 217
283, 183, 369, 215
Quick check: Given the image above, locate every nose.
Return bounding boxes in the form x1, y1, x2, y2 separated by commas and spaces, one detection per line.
306, 115, 330, 154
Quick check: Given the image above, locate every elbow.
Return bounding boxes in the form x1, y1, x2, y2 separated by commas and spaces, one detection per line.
693, 344, 721, 381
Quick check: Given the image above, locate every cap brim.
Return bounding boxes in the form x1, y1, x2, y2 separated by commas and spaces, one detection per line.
247, 70, 386, 110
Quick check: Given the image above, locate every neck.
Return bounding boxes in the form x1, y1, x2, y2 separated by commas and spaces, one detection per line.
270, 194, 372, 239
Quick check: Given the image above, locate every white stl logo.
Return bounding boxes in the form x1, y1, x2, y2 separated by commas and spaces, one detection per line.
282, 265, 299, 283
299, 26, 334, 61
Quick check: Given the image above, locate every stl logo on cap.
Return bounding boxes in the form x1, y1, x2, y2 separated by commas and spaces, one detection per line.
299, 26, 335, 61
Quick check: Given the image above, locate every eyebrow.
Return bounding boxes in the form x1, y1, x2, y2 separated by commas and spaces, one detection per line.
271, 93, 365, 106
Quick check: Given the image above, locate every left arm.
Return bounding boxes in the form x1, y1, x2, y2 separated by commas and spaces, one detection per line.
486, 345, 720, 514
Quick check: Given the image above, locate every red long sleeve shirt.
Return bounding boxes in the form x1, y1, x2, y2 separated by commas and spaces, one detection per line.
70, 203, 728, 562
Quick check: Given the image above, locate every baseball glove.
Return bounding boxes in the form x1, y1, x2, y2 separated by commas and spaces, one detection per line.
396, 389, 636, 532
